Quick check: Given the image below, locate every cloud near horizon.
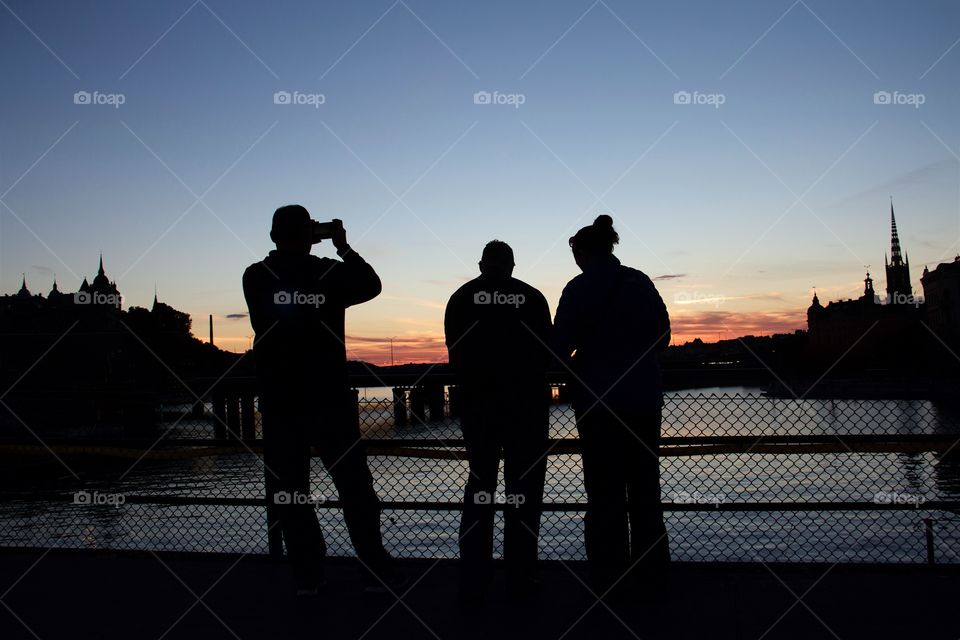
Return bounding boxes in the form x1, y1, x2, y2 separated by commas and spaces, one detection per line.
339, 308, 807, 362
345, 333, 448, 364
669, 310, 806, 343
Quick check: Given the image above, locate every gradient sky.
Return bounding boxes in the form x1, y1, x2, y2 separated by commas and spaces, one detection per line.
2, 0, 959, 362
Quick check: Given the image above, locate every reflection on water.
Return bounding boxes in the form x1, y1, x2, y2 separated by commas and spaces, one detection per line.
1, 390, 958, 562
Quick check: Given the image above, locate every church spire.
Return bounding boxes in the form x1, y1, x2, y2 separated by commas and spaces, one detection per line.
884, 197, 912, 303
889, 197, 904, 266
98, 252, 105, 276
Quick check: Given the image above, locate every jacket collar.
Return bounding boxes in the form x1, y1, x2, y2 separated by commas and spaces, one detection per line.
584, 253, 621, 272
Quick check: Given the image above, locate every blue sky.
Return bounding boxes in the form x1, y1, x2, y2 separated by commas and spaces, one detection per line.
2, 0, 959, 360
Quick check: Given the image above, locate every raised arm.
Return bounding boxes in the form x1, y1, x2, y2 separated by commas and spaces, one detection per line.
313, 221, 382, 307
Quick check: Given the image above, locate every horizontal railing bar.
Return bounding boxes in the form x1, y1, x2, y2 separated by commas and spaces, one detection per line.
2, 494, 957, 512
1, 436, 956, 460
181, 370, 776, 388
1, 434, 957, 448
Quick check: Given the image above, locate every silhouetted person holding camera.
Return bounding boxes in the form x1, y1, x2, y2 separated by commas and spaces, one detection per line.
444, 240, 552, 603
243, 205, 404, 596
554, 215, 671, 595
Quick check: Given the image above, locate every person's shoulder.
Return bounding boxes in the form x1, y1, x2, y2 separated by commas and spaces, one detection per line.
302, 255, 340, 280
510, 277, 548, 303
560, 271, 588, 295
448, 277, 481, 303
243, 259, 269, 280
620, 264, 655, 285
619, 266, 662, 301
242, 262, 271, 300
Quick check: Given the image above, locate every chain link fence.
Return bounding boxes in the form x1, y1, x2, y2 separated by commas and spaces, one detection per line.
1, 381, 958, 563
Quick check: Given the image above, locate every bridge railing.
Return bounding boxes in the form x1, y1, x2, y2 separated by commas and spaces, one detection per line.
1, 375, 959, 564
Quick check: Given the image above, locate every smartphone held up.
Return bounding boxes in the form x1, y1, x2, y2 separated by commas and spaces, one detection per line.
311, 219, 342, 244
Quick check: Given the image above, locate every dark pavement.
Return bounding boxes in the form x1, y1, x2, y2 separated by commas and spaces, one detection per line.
0, 549, 955, 640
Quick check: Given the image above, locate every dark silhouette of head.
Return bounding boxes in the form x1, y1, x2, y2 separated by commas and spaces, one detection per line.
478, 240, 515, 278
570, 215, 619, 270
270, 205, 312, 255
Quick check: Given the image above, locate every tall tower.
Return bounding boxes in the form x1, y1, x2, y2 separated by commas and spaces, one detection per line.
861, 271, 875, 303
884, 198, 912, 304
807, 290, 823, 331
89, 253, 121, 309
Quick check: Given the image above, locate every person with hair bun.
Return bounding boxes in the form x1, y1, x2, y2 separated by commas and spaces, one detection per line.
554, 214, 671, 595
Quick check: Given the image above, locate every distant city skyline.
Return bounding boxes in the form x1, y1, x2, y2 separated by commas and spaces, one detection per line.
2, 1, 959, 362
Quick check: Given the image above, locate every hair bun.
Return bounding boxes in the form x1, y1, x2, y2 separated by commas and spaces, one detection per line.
593, 214, 614, 229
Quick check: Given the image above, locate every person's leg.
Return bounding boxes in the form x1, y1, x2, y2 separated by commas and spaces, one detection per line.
577, 408, 630, 591
459, 408, 501, 597
262, 405, 326, 590
625, 407, 670, 577
314, 418, 393, 578
501, 397, 549, 590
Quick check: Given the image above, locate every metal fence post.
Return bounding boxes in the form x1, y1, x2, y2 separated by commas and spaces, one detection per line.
240, 393, 255, 440
923, 518, 936, 564
392, 387, 407, 427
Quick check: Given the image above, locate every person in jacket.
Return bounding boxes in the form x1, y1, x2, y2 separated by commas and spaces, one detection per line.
444, 240, 552, 603
243, 205, 403, 596
553, 214, 671, 594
